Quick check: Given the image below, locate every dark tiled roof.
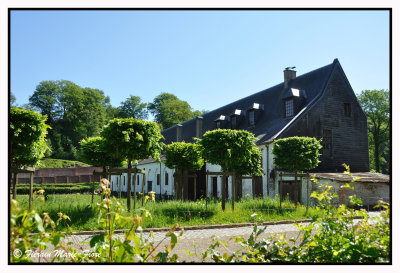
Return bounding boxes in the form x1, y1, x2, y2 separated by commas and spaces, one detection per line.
161, 59, 338, 145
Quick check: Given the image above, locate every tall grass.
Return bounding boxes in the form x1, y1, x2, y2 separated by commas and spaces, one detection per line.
16, 194, 319, 232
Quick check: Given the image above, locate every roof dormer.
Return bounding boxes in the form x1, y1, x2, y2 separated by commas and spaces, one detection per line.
246, 103, 264, 127
214, 115, 229, 129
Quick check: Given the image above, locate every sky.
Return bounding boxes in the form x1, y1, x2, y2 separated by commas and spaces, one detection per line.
10, 9, 390, 116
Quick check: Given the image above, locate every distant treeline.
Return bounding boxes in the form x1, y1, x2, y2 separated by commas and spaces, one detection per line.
11, 80, 207, 161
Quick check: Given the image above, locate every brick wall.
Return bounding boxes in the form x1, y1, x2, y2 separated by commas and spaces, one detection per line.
16, 167, 103, 184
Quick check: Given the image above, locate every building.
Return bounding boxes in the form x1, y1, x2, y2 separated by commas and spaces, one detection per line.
110, 58, 372, 202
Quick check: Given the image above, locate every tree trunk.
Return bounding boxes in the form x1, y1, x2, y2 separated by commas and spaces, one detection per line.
127, 160, 132, 212
232, 173, 235, 211
29, 172, 34, 210
221, 175, 226, 211
181, 169, 184, 201
12, 172, 18, 200
374, 134, 381, 173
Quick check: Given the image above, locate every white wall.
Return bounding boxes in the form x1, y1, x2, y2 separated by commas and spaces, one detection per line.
110, 142, 278, 199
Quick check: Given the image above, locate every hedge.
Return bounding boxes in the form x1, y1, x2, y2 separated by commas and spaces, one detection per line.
14, 182, 96, 195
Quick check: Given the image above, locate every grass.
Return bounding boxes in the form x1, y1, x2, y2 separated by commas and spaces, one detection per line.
15, 194, 320, 232
38, 158, 91, 168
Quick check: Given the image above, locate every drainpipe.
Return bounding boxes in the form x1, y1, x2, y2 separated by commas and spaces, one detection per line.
159, 161, 162, 199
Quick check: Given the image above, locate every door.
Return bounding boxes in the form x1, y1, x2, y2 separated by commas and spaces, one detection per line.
254, 176, 263, 198
212, 177, 218, 199
147, 181, 152, 193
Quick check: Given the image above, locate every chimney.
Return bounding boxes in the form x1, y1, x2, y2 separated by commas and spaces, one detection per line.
196, 116, 203, 138
176, 124, 182, 142
284, 67, 296, 88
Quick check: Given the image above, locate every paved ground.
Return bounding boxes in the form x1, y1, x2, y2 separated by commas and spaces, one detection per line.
59, 211, 381, 263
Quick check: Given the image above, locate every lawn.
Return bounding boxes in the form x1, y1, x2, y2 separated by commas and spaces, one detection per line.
15, 194, 320, 232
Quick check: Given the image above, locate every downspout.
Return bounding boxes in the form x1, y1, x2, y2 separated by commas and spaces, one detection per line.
159, 161, 162, 199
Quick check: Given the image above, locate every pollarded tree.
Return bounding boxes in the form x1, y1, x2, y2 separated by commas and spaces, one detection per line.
10, 107, 51, 198
80, 136, 124, 172
101, 118, 163, 211
197, 129, 263, 210
198, 129, 263, 176
164, 142, 204, 200
80, 136, 124, 203
272, 136, 322, 203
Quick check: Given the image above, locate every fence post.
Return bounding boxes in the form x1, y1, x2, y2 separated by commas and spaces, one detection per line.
142, 171, 146, 207
232, 173, 235, 211
279, 172, 282, 208
29, 172, 34, 210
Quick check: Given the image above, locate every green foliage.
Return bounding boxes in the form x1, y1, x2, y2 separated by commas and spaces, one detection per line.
80, 136, 123, 168
29, 80, 110, 160
15, 183, 93, 195
38, 158, 90, 168
10, 107, 51, 168
147, 92, 203, 129
16, 194, 313, 232
10, 185, 181, 263
10, 92, 17, 106
201, 165, 390, 263
272, 136, 322, 172
197, 129, 263, 176
118, 95, 148, 120
357, 89, 389, 173
101, 118, 164, 163
165, 142, 204, 171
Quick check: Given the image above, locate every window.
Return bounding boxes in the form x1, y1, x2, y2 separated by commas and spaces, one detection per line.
285, 99, 294, 117
323, 129, 332, 156
157, 174, 160, 185
123, 176, 125, 186
216, 121, 221, 128
344, 103, 351, 117
248, 110, 255, 126
165, 173, 169, 185
231, 116, 237, 129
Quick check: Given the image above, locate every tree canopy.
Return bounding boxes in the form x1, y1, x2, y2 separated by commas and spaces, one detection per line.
197, 129, 263, 176
101, 118, 164, 210
101, 118, 164, 163
272, 136, 322, 173
10, 107, 50, 168
148, 92, 205, 129
164, 142, 204, 171
80, 136, 124, 170
29, 80, 110, 160
358, 89, 389, 173
118, 95, 148, 120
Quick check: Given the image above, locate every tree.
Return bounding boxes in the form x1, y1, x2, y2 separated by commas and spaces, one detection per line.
148, 92, 204, 129
358, 90, 390, 173
10, 107, 51, 198
80, 136, 124, 171
101, 118, 163, 211
164, 142, 204, 200
29, 80, 109, 160
272, 137, 322, 203
197, 129, 263, 210
118, 95, 148, 120
10, 92, 17, 107
198, 129, 263, 176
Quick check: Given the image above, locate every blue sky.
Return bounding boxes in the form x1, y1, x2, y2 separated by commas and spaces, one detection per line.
10, 10, 389, 116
